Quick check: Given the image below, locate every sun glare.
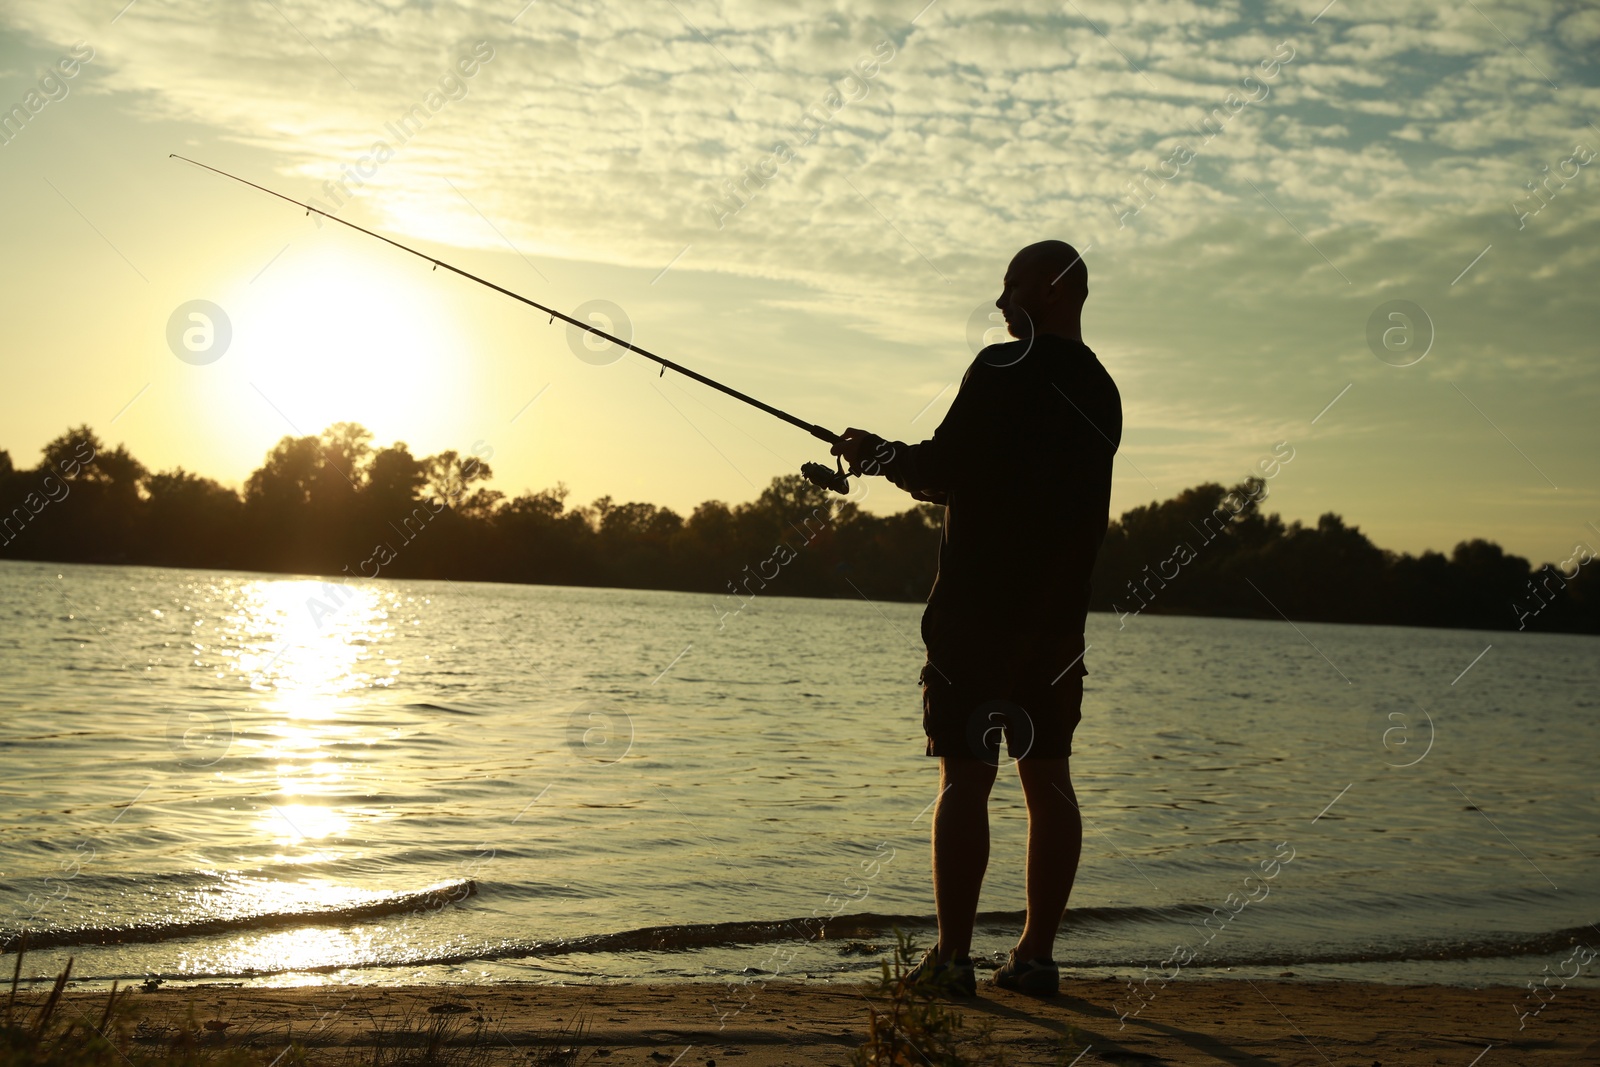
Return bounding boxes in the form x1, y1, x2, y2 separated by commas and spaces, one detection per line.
233, 241, 473, 441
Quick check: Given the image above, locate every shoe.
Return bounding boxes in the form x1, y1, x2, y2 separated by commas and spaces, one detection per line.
901, 945, 977, 997
992, 948, 1059, 996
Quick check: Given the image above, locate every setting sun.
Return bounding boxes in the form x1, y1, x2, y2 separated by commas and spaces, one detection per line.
234, 241, 474, 442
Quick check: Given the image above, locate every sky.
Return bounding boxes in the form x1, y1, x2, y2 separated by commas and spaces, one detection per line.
0, 0, 1596, 567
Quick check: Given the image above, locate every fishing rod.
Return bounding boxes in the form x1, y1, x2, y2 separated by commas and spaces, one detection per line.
169, 154, 851, 495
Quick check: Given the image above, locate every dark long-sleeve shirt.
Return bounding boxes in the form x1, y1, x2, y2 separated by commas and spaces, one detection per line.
865, 334, 1122, 683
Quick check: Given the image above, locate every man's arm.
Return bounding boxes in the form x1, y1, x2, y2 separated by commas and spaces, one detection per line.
831, 366, 990, 498
832, 430, 958, 503
832, 431, 946, 502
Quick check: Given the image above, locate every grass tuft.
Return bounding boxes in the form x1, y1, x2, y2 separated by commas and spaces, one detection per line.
3, 940, 302, 1067
850, 929, 1004, 1067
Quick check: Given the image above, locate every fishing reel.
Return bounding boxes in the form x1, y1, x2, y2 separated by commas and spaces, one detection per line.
801, 457, 851, 495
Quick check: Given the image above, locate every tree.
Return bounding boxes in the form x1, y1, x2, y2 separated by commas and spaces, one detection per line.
424, 449, 493, 508
367, 443, 428, 510
40, 425, 104, 478
318, 422, 373, 491
246, 435, 323, 508
144, 469, 243, 567
2, 421, 1596, 636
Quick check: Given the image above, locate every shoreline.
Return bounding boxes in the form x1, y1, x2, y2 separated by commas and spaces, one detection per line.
15, 977, 1599, 1065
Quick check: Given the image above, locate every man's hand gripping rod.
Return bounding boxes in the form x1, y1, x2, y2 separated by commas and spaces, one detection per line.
169, 155, 853, 496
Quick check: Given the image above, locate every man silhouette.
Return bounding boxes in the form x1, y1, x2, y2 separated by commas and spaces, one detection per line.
832, 240, 1121, 996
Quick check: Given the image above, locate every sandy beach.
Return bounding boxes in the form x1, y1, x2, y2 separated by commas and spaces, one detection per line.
15, 976, 1599, 1066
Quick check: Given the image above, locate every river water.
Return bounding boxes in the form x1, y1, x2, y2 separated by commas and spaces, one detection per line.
1, 559, 1596, 1001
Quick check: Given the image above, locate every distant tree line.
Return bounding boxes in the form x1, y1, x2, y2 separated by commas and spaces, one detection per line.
1, 423, 1594, 635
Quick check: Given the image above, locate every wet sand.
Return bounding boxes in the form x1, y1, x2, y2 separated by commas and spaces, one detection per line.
19, 976, 1600, 1065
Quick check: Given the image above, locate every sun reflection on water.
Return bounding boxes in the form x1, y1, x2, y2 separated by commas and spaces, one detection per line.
216, 925, 384, 977
234, 578, 393, 705
169, 877, 473, 981
211, 577, 403, 917
265, 802, 351, 842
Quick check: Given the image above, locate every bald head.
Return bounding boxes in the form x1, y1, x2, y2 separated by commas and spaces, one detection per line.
1012, 240, 1087, 300
995, 240, 1088, 342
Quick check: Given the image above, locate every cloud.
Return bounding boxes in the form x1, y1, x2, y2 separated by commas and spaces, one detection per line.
4, 2, 1588, 305
1, 1, 1592, 391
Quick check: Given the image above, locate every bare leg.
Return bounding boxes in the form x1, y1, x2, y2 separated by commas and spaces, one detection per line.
931, 756, 998, 962
1013, 757, 1081, 961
